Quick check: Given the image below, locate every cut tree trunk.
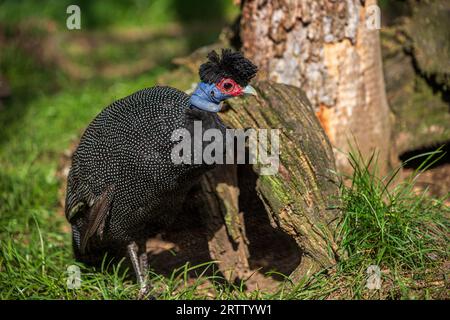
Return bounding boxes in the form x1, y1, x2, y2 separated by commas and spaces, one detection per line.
156, 50, 341, 285
199, 81, 340, 281
240, 0, 396, 175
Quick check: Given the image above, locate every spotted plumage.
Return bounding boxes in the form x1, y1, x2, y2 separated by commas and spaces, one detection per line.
64, 50, 257, 295
66, 86, 221, 259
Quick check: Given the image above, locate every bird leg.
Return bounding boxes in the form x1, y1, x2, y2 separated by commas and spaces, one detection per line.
127, 241, 151, 299
139, 250, 149, 295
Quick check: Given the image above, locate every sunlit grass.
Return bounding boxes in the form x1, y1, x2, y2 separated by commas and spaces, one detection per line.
0, 0, 238, 29
330, 148, 449, 299
0, 50, 448, 298
339, 148, 448, 270
0, 0, 448, 299
1, 63, 448, 299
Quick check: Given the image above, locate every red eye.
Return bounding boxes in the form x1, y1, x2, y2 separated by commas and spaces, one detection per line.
216, 78, 242, 96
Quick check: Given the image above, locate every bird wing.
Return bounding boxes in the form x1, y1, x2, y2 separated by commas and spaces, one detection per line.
80, 185, 115, 254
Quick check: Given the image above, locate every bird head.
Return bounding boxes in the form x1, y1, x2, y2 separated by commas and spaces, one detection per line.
190, 49, 258, 113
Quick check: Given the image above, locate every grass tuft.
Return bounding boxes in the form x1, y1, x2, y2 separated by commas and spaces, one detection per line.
338, 148, 448, 271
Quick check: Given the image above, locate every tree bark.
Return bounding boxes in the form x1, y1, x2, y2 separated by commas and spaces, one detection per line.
240, 0, 395, 175
159, 48, 340, 285
211, 81, 340, 280
381, 0, 450, 154
179, 80, 340, 282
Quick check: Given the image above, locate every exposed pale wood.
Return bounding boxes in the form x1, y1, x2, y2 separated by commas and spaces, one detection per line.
240, 0, 395, 175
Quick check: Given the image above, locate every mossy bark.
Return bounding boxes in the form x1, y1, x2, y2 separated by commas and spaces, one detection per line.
216, 81, 340, 279
160, 48, 340, 282
380, 0, 450, 154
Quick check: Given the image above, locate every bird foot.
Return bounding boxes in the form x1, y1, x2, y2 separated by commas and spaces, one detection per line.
127, 241, 156, 300
138, 284, 155, 300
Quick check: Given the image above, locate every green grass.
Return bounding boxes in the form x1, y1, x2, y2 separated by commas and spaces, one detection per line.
0, 1, 448, 300
330, 149, 449, 299
1, 82, 447, 299
339, 150, 448, 270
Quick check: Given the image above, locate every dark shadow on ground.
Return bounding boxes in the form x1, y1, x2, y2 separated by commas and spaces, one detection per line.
144, 164, 301, 288
237, 164, 302, 280
400, 141, 450, 199
400, 141, 449, 170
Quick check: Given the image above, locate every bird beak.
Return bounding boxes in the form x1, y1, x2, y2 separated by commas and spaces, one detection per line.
242, 85, 258, 96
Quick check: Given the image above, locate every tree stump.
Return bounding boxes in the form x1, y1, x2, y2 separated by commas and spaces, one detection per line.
194, 80, 340, 282
239, 0, 395, 176
154, 49, 341, 285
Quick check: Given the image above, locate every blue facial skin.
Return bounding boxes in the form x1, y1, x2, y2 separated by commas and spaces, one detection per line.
189, 82, 234, 113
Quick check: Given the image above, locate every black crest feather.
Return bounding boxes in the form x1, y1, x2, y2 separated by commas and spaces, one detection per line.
199, 49, 258, 87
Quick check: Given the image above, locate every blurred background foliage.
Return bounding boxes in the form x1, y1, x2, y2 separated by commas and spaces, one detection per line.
0, 0, 236, 28
379, 0, 450, 154
0, 0, 238, 157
